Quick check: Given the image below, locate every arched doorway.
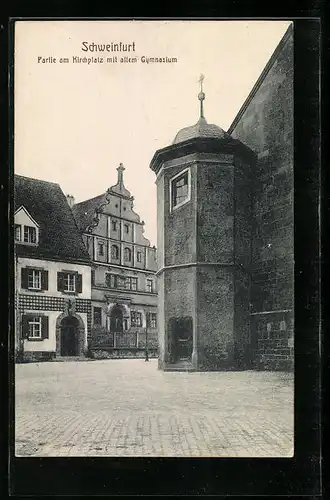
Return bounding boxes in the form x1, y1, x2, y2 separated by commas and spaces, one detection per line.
110, 304, 123, 332
60, 316, 79, 356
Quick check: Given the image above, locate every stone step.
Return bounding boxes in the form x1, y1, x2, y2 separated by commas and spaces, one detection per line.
53, 356, 92, 362
163, 363, 195, 372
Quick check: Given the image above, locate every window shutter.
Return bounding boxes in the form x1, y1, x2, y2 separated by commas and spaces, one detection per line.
21, 268, 29, 289
21, 315, 30, 339
41, 316, 49, 339
57, 272, 64, 291
41, 270, 48, 290
146, 313, 150, 328
76, 274, 83, 293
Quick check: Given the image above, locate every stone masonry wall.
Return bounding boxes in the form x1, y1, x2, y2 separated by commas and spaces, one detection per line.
197, 161, 234, 264
196, 266, 234, 370
230, 28, 294, 370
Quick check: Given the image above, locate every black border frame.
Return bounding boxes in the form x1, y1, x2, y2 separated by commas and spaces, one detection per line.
2, 14, 322, 497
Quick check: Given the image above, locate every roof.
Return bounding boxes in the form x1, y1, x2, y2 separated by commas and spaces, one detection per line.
228, 23, 293, 134
172, 116, 229, 145
72, 193, 105, 232
14, 175, 90, 263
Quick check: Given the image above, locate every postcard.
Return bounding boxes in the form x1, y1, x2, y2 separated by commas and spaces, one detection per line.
13, 19, 294, 461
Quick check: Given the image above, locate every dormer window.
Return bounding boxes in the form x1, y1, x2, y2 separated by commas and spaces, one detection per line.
15, 225, 21, 241
15, 224, 38, 244
170, 168, 191, 211
24, 226, 37, 243
14, 206, 39, 245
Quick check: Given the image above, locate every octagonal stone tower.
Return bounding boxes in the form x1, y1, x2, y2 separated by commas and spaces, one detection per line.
150, 81, 256, 371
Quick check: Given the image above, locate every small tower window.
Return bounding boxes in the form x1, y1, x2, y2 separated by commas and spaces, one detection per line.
112, 220, 117, 231
137, 251, 142, 263
170, 168, 191, 211
124, 223, 129, 234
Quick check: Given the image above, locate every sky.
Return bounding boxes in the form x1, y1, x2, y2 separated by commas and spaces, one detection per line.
14, 20, 292, 246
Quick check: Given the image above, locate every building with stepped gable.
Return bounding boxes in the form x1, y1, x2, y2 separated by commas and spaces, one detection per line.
72, 164, 158, 358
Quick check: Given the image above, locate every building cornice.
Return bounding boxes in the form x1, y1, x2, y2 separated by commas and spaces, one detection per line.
94, 285, 157, 297
15, 251, 91, 267
91, 261, 157, 274
150, 137, 255, 175
156, 262, 235, 276
84, 233, 156, 251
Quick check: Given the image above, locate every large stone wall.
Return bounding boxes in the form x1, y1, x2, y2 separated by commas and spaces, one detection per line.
230, 27, 294, 370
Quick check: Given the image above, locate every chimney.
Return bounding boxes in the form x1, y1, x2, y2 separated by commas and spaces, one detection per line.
66, 194, 75, 208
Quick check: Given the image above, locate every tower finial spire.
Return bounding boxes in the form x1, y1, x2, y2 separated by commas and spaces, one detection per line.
117, 162, 125, 185
198, 74, 205, 119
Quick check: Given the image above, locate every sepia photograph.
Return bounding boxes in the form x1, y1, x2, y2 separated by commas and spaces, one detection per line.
13, 19, 294, 458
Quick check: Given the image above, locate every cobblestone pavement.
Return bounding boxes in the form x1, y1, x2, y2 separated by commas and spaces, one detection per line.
15, 359, 294, 457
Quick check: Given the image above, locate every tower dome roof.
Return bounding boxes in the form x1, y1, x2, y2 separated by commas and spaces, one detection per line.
172, 74, 229, 145
172, 116, 229, 145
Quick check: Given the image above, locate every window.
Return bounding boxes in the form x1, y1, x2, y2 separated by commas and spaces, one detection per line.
107, 274, 137, 290
146, 279, 153, 293
108, 274, 118, 288
93, 307, 102, 325
112, 220, 117, 231
64, 273, 76, 292
125, 277, 138, 291
23, 225, 37, 243
124, 247, 132, 261
137, 251, 142, 263
124, 224, 129, 234
27, 270, 41, 290
148, 313, 157, 328
21, 268, 48, 291
107, 273, 124, 289
131, 311, 142, 327
123, 319, 128, 331
170, 169, 191, 210
22, 314, 48, 340
28, 316, 42, 339
57, 272, 82, 293
15, 224, 21, 241
111, 245, 119, 259
98, 242, 104, 256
